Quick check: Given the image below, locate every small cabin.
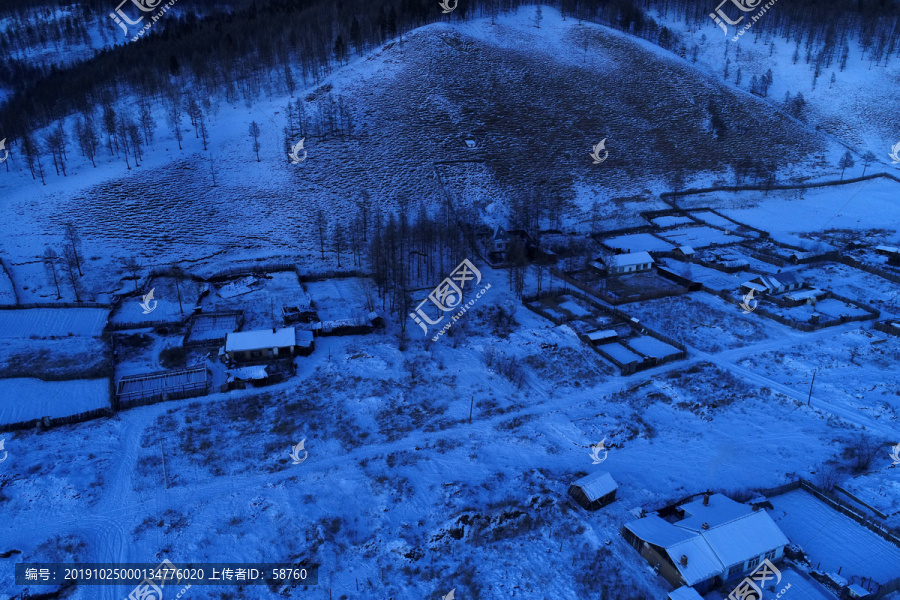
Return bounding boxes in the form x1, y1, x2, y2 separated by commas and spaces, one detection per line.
586, 330, 618, 345
223, 327, 297, 363
295, 329, 315, 356
569, 471, 618, 510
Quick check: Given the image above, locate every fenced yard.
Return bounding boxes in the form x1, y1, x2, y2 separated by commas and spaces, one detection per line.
116, 367, 209, 409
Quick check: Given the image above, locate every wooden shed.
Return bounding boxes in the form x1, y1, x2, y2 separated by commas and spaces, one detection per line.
569, 471, 618, 510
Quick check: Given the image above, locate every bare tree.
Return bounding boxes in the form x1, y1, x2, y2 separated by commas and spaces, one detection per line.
316, 209, 327, 260
138, 97, 156, 146
75, 115, 100, 167
63, 223, 83, 276
851, 436, 879, 473
167, 95, 183, 150
332, 223, 345, 267
122, 256, 142, 292
861, 151, 877, 177
838, 151, 855, 180
62, 245, 83, 302
198, 113, 210, 151
43, 247, 62, 299
249, 121, 262, 162
815, 464, 839, 492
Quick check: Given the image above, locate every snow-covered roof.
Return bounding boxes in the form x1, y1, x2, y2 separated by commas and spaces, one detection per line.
847, 583, 871, 597
295, 329, 314, 346
572, 471, 617, 501
624, 515, 695, 548
668, 586, 704, 600
226, 327, 296, 352
226, 366, 268, 383
785, 288, 826, 301
587, 330, 618, 341
611, 251, 654, 267
665, 537, 723, 586
626, 495, 789, 584
700, 511, 789, 570
749, 273, 803, 291
742, 281, 767, 292
678, 494, 752, 531
678, 246, 694, 255
875, 245, 899, 254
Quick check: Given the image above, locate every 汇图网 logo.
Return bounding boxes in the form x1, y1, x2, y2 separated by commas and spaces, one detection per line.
0, 139, 8, 164
889, 142, 900, 165
409, 258, 491, 341
0, 438, 7, 463
289, 139, 307, 164
709, 0, 761, 35
589, 439, 608, 464
109, 0, 163, 34
589, 139, 608, 164
740, 288, 758, 314
890, 442, 900, 466
438, 0, 457, 14
289, 440, 308, 465
140, 288, 158, 314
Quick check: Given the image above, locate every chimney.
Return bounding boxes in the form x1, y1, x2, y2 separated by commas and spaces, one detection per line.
703, 492, 711, 506
701, 522, 710, 530
680, 555, 688, 567
273, 327, 277, 333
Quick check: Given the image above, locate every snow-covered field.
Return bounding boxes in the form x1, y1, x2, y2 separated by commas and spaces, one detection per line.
769, 490, 900, 582
0, 378, 109, 425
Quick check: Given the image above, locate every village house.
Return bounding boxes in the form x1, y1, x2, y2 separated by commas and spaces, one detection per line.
606, 251, 655, 275
484, 226, 534, 263
569, 471, 618, 510
222, 327, 298, 363
875, 245, 900, 266
621, 493, 789, 595
741, 273, 804, 295
674, 246, 695, 259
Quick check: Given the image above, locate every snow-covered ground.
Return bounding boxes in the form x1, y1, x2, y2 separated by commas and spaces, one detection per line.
0, 5, 898, 600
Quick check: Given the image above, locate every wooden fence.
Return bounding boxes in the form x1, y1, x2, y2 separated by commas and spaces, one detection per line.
0, 406, 114, 433
523, 286, 687, 375
874, 320, 900, 337
661, 172, 900, 204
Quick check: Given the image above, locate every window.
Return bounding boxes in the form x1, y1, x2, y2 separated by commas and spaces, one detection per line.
764, 549, 777, 560
728, 564, 743, 577
746, 556, 761, 570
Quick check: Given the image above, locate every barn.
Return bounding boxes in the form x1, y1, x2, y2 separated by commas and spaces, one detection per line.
569, 471, 618, 510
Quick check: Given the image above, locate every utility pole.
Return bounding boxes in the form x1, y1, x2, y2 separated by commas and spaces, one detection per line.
159, 440, 169, 489
807, 368, 817, 407
469, 395, 475, 423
